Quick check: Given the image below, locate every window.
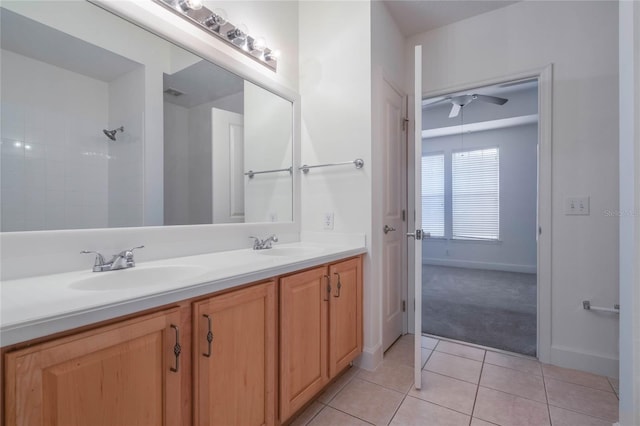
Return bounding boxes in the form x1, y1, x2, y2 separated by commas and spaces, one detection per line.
421, 154, 445, 238
452, 147, 500, 240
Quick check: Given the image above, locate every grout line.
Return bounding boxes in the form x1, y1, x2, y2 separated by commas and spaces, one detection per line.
541, 361, 552, 425
542, 374, 617, 394
387, 391, 409, 425
325, 406, 376, 425
482, 359, 543, 377
479, 384, 553, 407
422, 333, 538, 361
469, 350, 486, 425
407, 392, 476, 418
546, 402, 620, 424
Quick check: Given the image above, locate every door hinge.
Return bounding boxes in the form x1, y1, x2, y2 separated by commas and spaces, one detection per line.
402, 118, 409, 131
402, 300, 406, 312
402, 209, 406, 222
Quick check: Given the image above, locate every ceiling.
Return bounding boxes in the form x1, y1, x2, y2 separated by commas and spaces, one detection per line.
1, 8, 140, 82
163, 60, 243, 109
382, 0, 519, 37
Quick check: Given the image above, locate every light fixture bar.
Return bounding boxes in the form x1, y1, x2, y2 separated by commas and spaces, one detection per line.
151, 0, 278, 71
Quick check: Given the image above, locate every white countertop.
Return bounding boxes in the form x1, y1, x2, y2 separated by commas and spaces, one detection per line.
0, 241, 366, 347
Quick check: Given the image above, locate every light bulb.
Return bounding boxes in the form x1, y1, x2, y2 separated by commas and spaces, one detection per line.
265, 49, 281, 61
252, 37, 267, 52
178, 0, 203, 12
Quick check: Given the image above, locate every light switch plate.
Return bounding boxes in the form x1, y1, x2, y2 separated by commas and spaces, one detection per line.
565, 196, 590, 215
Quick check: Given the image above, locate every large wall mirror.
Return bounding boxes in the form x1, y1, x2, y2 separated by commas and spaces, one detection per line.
0, 1, 294, 232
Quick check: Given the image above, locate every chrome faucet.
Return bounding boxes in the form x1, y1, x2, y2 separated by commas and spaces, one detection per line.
249, 235, 278, 250
81, 245, 144, 272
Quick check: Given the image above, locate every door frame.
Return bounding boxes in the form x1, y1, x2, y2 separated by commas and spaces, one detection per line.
408, 65, 553, 362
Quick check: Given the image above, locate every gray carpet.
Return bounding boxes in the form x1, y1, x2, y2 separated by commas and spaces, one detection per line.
422, 265, 537, 356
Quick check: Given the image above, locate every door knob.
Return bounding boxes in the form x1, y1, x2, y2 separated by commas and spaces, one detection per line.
383, 225, 396, 234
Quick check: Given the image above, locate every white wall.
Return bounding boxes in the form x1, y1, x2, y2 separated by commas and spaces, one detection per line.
422, 124, 538, 274
108, 67, 145, 228
618, 1, 640, 424
299, 1, 374, 366
1, 49, 110, 231
407, 0, 619, 377
244, 81, 293, 223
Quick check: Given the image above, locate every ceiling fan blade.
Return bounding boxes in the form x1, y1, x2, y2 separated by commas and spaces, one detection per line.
448, 103, 461, 118
422, 96, 449, 107
473, 94, 508, 105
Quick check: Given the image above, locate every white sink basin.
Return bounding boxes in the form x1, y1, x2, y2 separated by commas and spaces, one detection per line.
69, 265, 209, 291
256, 246, 324, 257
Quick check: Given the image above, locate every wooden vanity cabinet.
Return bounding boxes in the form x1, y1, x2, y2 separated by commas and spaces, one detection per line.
4, 308, 184, 426
279, 257, 363, 421
193, 280, 276, 426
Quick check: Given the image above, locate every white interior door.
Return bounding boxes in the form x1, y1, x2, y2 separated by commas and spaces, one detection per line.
381, 78, 407, 352
412, 45, 423, 389
211, 108, 244, 223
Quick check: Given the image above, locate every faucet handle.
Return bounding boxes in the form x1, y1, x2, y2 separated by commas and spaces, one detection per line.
249, 236, 261, 249
81, 250, 106, 271
119, 245, 144, 259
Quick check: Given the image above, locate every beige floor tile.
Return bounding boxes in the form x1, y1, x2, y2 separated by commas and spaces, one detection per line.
308, 407, 371, 426
390, 396, 470, 426
473, 387, 550, 426
329, 378, 404, 426
290, 402, 325, 426
425, 351, 483, 384
470, 418, 497, 426
358, 360, 414, 393
542, 364, 613, 392
436, 340, 485, 361
421, 348, 431, 368
480, 363, 547, 403
549, 406, 613, 426
421, 335, 439, 349
484, 351, 542, 376
384, 340, 413, 366
398, 334, 414, 344
316, 366, 360, 404
409, 370, 477, 414
545, 378, 619, 422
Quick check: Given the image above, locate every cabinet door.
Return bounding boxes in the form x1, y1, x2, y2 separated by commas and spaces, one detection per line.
4, 308, 183, 426
329, 257, 363, 378
279, 266, 329, 421
194, 281, 276, 426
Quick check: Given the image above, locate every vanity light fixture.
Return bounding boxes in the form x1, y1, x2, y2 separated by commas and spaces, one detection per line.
152, 0, 279, 71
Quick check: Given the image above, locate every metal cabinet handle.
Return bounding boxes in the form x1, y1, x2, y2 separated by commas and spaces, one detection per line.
203, 314, 213, 358
170, 324, 181, 373
323, 275, 331, 302
383, 225, 396, 234
333, 272, 342, 298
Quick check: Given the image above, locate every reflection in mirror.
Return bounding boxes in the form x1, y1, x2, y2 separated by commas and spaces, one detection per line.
0, 1, 293, 232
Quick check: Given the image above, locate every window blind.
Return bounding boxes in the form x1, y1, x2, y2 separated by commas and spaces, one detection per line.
421, 154, 445, 238
452, 147, 499, 240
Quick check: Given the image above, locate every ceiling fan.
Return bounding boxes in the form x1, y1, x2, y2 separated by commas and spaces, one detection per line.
428, 94, 509, 118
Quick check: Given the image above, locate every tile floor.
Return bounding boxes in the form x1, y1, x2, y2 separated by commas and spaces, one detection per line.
289, 335, 619, 426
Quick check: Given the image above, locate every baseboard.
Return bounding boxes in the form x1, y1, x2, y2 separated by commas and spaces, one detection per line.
423, 257, 537, 274
356, 343, 383, 372
550, 344, 619, 378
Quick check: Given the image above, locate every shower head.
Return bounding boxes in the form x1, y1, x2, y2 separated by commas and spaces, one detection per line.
103, 126, 124, 141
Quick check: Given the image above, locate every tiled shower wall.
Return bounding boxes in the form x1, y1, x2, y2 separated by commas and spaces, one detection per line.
0, 49, 143, 231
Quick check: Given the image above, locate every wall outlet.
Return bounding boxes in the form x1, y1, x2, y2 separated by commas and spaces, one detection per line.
565, 196, 590, 215
323, 212, 334, 230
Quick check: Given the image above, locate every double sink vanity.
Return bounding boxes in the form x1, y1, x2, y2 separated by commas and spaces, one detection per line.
1, 240, 366, 425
